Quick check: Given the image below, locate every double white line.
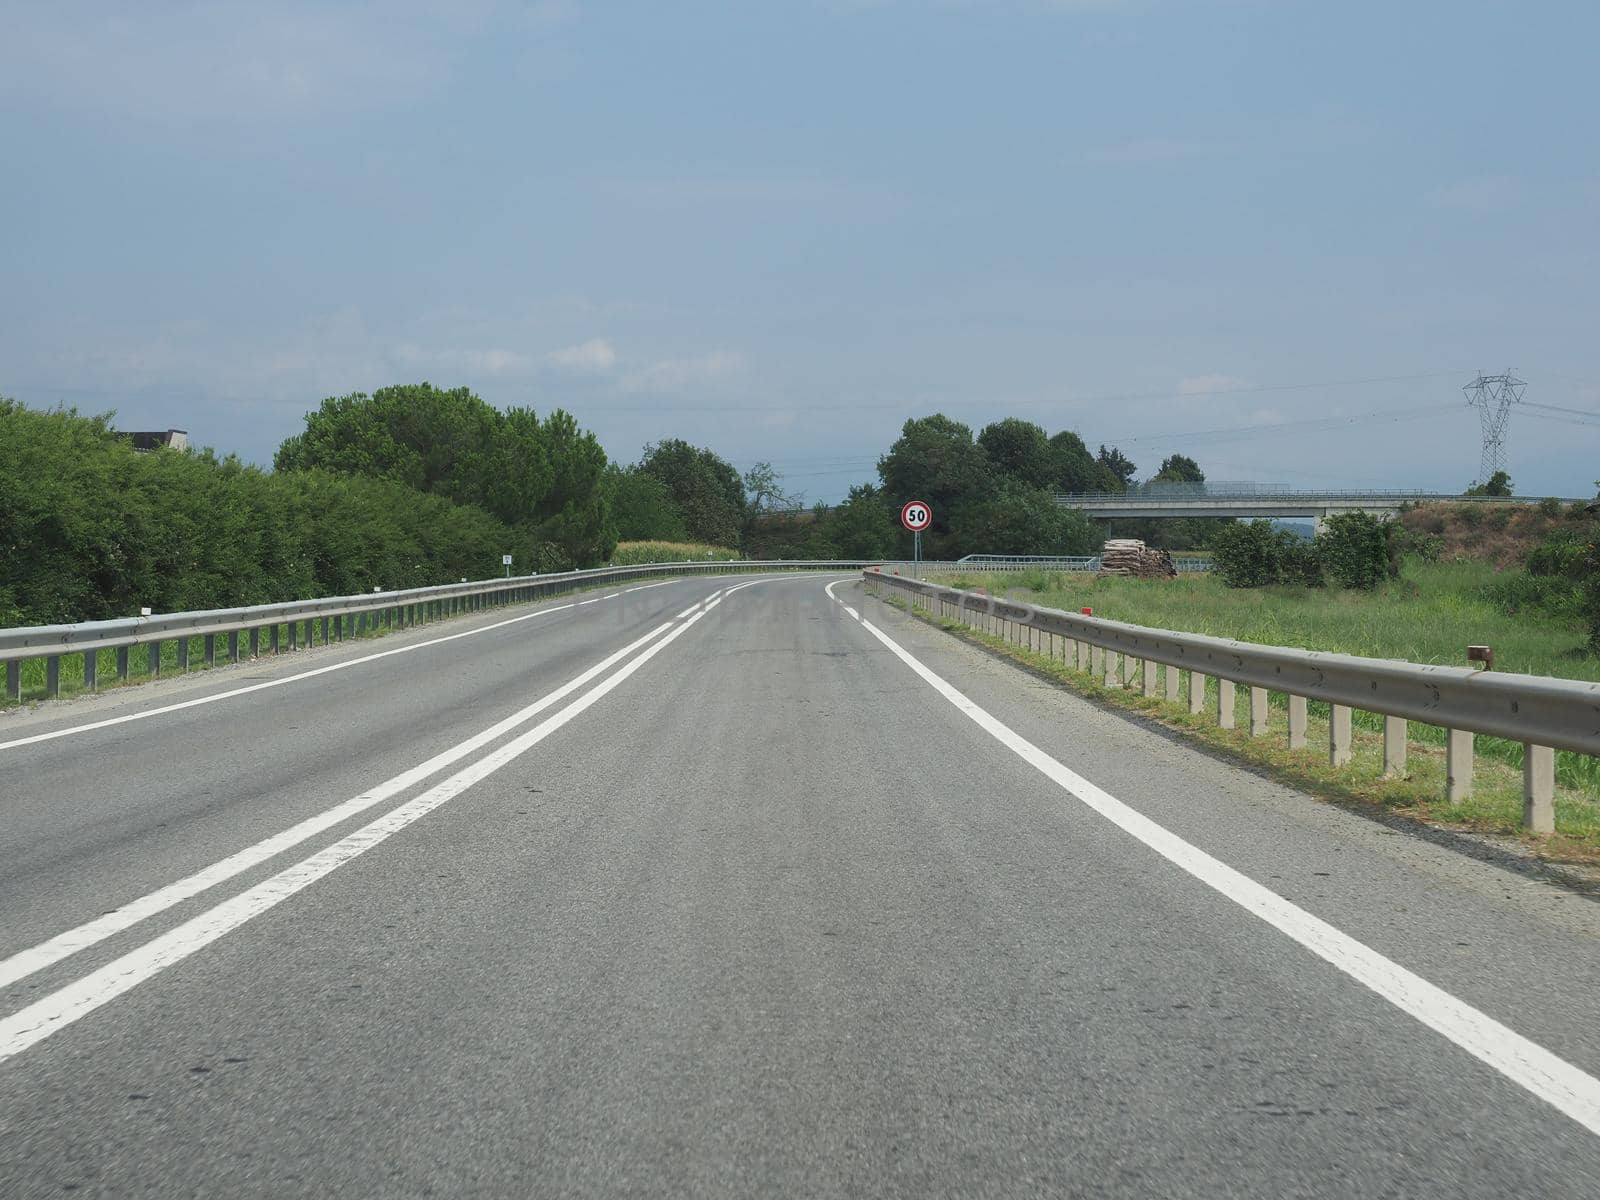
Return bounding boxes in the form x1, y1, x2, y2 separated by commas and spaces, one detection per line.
0, 588, 731, 1063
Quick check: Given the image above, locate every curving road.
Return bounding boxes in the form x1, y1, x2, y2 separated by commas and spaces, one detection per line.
3, 573, 1600, 1196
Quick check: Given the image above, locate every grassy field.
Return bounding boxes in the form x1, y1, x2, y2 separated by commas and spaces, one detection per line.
928, 561, 1600, 797
943, 561, 1596, 681
609, 541, 740, 565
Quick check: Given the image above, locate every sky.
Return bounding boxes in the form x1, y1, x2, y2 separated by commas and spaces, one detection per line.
3, 0, 1598, 503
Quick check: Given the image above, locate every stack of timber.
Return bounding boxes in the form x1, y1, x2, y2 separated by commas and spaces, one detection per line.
1098, 539, 1177, 579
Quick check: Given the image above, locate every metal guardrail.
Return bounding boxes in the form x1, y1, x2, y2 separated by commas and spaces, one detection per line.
1054, 485, 1586, 505
0, 560, 884, 703
863, 570, 1600, 833
953, 554, 1212, 573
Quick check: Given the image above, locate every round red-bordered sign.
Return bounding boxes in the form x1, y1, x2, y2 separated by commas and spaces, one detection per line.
900, 500, 932, 532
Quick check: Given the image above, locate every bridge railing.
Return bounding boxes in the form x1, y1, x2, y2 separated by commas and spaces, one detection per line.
1052, 484, 1580, 505
864, 569, 1595, 833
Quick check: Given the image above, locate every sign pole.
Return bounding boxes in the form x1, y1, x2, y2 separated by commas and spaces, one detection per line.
914, 529, 921, 578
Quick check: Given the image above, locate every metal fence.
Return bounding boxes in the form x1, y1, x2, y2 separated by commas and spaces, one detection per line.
0, 560, 883, 703
864, 570, 1600, 833
952, 554, 1212, 573
1052, 483, 1583, 505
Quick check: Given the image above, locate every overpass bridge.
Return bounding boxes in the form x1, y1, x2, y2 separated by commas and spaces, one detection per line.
1052, 483, 1572, 531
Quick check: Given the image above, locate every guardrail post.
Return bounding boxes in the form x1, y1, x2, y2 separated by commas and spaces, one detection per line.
1104, 651, 1120, 687
177, 638, 190, 671
1164, 663, 1179, 702
1383, 716, 1407, 777
322, 617, 330, 643
6, 661, 19, 702
83, 650, 97, 692
1523, 744, 1555, 833
1250, 687, 1269, 736
1217, 679, 1235, 729
1124, 656, 1139, 689
1143, 660, 1160, 698
1446, 730, 1473, 802
116, 646, 129, 682
46, 655, 60, 698
228, 632, 240, 664
271, 624, 281, 653
288, 621, 298, 651
1288, 695, 1307, 750
204, 634, 216, 667
1329, 705, 1352, 766
147, 643, 160, 678
1188, 671, 1205, 715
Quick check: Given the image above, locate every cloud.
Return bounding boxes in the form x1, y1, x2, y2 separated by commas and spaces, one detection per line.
0, 1, 494, 119
1426, 176, 1525, 215
393, 343, 535, 376
1176, 373, 1250, 395
622, 351, 745, 394
1065, 138, 1231, 168
545, 338, 617, 372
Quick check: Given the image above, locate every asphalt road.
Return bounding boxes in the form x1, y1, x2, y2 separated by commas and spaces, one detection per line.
4, 572, 1600, 1197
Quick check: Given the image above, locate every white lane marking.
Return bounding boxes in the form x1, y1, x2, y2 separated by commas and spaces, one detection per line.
675, 589, 724, 620
0, 622, 675, 993
624, 581, 674, 594
0, 601, 720, 1063
0, 580, 705, 754
827, 579, 1600, 1138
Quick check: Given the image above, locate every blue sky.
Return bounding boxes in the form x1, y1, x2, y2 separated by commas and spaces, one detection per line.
3, 1, 1597, 502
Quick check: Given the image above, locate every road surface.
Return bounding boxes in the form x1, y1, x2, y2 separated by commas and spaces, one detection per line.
4, 573, 1600, 1197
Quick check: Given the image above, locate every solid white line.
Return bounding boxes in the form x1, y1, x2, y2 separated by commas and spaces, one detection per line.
0, 579, 705, 754
0, 621, 675, 993
0, 602, 717, 1063
827, 579, 1600, 1138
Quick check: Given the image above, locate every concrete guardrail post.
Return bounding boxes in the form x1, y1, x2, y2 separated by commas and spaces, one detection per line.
1383, 716, 1407, 777
1446, 729, 1474, 802
1250, 687, 1269, 736
1288, 694, 1307, 750
1524, 744, 1555, 833
1330, 705, 1352, 766
1164, 664, 1180, 703
1188, 671, 1205, 715
1143, 660, 1160, 698
1105, 651, 1120, 688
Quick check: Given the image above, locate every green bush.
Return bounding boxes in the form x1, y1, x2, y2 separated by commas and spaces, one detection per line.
1538, 496, 1562, 518
0, 401, 528, 625
1210, 520, 1321, 589
1317, 511, 1397, 590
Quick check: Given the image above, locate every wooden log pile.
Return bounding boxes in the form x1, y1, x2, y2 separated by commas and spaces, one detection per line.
1098, 539, 1178, 579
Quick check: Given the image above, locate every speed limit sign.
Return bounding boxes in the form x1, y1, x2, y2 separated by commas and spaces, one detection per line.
901, 500, 932, 531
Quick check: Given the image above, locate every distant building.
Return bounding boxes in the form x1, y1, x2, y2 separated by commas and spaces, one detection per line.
125, 429, 189, 452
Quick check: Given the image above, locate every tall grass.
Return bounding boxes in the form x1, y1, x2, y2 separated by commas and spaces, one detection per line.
608, 541, 740, 565
943, 559, 1600, 793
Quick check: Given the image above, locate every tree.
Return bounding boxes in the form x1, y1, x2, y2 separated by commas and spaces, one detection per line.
1094, 445, 1137, 492
977, 418, 1055, 489
827, 484, 897, 559
524, 409, 615, 569
637, 439, 746, 547
1317, 511, 1397, 590
947, 481, 1099, 558
877, 414, 992, 551
1466, 470, 1514, 497
606, 466, 688, 541
1047, 430, 1099, 493
1151, 454, 1205, 485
